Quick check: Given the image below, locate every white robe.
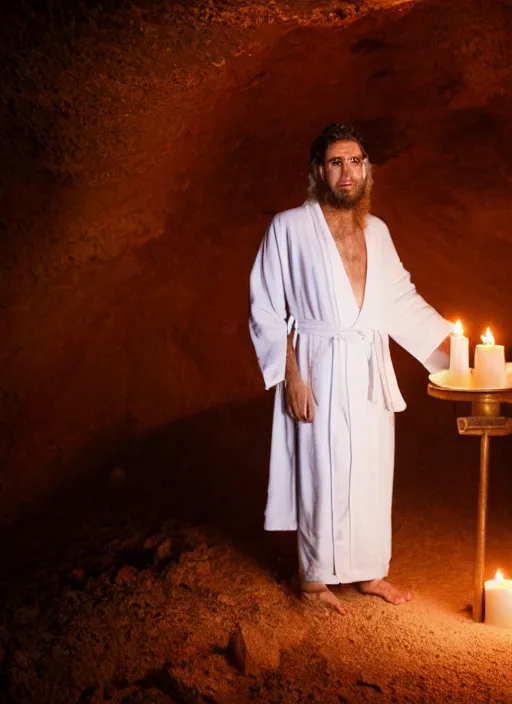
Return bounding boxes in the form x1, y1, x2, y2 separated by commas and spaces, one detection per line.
249, 200, 452, 584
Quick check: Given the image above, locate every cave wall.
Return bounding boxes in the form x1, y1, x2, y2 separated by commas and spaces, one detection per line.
0, 0, 511, 521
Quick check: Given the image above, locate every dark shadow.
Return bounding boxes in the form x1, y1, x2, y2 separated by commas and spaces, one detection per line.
1, 354, 509, 594
0, 395, 278, 600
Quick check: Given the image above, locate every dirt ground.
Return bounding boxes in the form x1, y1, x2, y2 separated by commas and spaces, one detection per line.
0, 0, 512, 701
1, 390, 511, 703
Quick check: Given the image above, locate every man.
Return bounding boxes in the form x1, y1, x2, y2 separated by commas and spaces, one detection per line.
249, 123, 452, 614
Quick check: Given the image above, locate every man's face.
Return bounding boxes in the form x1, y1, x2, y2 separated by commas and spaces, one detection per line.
320, 140, 366, 209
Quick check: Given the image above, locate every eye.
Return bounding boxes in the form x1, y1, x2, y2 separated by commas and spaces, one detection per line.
350, 156, 362, 165
332, 158, 341, 166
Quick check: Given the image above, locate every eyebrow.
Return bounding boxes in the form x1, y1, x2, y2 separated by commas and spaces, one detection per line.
327, 154, 363, 162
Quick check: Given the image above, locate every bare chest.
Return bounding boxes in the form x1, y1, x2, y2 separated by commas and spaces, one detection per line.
332, 232, 367, 309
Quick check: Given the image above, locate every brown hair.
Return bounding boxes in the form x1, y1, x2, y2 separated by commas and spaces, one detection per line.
309, 123, 369, 169
307, 123, 372, 229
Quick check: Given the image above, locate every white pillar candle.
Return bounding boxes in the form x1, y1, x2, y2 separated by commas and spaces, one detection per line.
474, 328, 506, 388
485, 570, 512, 629
449, 320, 469, 386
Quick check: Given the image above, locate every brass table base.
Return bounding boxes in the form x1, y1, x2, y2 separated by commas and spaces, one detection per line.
428, 384, 512, 622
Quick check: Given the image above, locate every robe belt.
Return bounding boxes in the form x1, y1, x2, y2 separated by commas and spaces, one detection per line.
294, 318, 404, 413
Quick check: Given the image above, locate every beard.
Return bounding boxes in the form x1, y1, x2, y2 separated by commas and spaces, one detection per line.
308, 164, 373, 229
318, 180, 366, 209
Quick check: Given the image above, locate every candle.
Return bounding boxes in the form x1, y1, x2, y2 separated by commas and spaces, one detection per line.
485, 569, 512, 628
449, 320, 469, 386
474, 328, 506, 388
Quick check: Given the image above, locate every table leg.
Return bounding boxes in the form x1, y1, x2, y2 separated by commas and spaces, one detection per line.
474, 432, 490, 622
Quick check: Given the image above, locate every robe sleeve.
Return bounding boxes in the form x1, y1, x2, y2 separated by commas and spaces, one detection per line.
249, 217, 289, 390
382, 224, 453, 372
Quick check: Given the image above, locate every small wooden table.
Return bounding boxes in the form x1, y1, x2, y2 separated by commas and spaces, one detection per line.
427, 384, 512, 622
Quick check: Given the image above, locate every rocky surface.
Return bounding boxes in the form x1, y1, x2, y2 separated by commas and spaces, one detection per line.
0, 2, 511, 699
1, 454, 512, 703
0, 0, 510, 521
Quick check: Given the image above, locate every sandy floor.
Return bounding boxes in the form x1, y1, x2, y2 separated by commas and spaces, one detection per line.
1, 387, 511, 703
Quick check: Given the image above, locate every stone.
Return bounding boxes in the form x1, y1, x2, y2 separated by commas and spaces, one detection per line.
143, 535, 159, 550
231, 623, 281, 676
115, 565, 138, 586
156, 537, 173, 562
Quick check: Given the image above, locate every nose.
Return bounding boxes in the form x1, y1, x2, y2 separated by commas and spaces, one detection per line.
340, 163, 354, 184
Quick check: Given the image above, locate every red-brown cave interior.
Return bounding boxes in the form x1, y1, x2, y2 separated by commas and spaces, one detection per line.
0, 0, 511, 702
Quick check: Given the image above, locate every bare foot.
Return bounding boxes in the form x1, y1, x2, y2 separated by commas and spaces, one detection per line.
357, 578, 412, 605
300, 580, 345, 614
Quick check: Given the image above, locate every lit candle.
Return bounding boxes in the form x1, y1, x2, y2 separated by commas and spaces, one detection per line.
474, 328, 506, 388
485, 569, 512, 629
449, 320, 469, 386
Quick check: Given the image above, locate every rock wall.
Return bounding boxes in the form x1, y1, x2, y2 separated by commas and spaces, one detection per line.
0, 0, 511, 521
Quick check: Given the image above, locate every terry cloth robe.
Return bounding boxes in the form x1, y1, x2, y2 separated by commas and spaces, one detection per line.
249, 200, 452, 584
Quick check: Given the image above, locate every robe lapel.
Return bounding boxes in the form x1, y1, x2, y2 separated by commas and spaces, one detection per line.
310, 201, 369, 328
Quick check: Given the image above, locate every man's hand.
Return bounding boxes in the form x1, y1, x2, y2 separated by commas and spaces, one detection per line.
285, 375, 315, 423
284, 329, 315, 422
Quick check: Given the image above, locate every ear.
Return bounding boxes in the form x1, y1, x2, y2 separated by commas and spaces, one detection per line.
317, 163, 325, 180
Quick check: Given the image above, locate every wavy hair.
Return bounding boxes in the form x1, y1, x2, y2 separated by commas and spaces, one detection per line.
307, 123, 373, 228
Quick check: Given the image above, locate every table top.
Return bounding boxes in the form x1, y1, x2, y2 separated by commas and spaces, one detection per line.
427, 384, 512, 404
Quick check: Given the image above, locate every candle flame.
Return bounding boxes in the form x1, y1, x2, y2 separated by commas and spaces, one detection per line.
495, 568, 504, 581
453, 320, 463, 335
481, 327, 495, 346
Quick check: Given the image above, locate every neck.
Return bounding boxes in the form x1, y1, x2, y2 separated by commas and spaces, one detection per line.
320, 204, 356, 230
